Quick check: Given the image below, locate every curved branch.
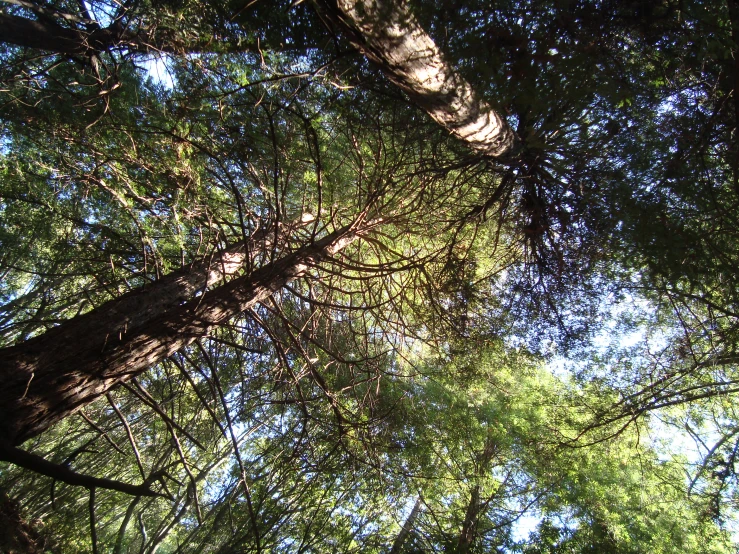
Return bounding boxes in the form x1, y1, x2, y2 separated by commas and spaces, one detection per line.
0, 442, 164, 497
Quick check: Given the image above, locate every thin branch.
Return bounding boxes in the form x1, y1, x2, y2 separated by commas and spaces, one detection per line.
0, 443, 164, 497
89, 487, 99, 554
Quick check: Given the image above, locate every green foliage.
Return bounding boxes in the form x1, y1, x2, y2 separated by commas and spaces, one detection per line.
1, 0, 739, 551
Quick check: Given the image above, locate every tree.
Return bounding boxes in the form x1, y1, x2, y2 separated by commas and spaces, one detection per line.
0, 217, 370, 447
0, 0, 526, 456
2, 0, 739, 551
317, 0, 519, 158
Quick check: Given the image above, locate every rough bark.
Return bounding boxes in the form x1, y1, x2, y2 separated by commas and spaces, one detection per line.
318, 0, 519, 158
0, 221, 362, 446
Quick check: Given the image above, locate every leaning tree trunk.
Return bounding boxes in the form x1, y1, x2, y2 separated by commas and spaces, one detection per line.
0, 221, 363, 447
0, 12, 128, 56
317, 0, 519, 158
390, 496, 423, 554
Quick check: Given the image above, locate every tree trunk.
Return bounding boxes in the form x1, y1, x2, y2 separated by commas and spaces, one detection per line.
390, 496, 422, 554
457, 436, 497, 551
0, 12, 126, 56
317, 0, 519, 159
0, 222, 362, 446
458, 485, 480, 552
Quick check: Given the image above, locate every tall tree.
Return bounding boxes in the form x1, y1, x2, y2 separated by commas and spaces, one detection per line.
2, 0, 739, 550
0, 217, 372, 447
317, 0, 519, 158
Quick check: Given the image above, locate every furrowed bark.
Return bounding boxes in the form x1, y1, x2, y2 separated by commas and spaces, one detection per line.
21, 217, 312, 345
0, 222, 359, 446
318, 0, 519, 158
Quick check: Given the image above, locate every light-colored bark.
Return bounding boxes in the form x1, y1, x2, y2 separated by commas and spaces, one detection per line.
320, 0, 518, 158
0, 218, 368, 446
390, 496, 423, 554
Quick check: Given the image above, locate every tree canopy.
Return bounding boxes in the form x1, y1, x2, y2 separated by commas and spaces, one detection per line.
1, 0, 739, 552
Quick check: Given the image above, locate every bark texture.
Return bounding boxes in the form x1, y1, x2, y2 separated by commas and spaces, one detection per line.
0, 221, 360, 446
319, 0, 519, 158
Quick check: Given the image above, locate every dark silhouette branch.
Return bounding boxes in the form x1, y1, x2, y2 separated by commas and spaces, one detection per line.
0, 442, 164, 497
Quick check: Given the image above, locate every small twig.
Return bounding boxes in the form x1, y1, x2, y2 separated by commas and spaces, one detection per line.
106, 393, 146, 480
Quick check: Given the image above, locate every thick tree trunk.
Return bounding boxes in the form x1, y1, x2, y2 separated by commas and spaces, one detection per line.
0, 222, 361, 446
458, 485, 481, 552
318, 0, 519, 158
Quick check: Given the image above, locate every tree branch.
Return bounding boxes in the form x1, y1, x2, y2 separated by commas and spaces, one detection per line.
0, 442, 164, 497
